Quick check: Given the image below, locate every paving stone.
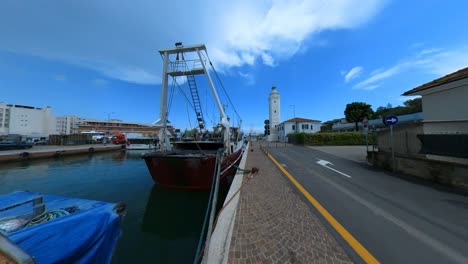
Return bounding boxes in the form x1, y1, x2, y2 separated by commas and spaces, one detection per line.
227, 142, 353, 264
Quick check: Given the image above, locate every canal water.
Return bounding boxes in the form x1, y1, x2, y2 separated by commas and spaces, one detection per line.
0, 150, 213, 263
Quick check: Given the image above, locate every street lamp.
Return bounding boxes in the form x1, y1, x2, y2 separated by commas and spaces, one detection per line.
105, 112, 115, 136
289, 105, 295, 118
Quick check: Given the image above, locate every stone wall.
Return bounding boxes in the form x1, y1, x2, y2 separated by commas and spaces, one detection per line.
367, 151, 468, 191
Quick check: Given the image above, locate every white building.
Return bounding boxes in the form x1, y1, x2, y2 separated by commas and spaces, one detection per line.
404, 66, 468, 134
268, 86, 280, 141
403, 66, 468, 164
56, 115, 88, 135
0, 103, 57, 137
277, 117, 322, 142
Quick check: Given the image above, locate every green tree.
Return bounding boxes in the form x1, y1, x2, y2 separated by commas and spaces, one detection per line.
373, 97, 422, 119
403, 97, 422, 112
344, 102, 374, 131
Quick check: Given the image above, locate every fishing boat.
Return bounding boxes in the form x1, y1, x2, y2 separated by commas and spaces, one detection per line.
0, 191, 126, 264
142, 43, 245, 190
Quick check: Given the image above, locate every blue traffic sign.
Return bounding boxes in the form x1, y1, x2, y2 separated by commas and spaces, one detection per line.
384, 115, 399, 126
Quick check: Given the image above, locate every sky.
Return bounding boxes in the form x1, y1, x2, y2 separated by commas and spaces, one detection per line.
1, 0, 468, 133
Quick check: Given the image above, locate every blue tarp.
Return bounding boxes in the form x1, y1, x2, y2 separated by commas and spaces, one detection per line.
0, 191, 123, 264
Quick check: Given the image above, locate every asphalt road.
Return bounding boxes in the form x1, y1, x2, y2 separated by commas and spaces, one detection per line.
266, 145, 468, 264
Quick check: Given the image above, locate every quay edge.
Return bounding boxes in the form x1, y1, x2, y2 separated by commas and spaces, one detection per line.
0, 144, 125, 163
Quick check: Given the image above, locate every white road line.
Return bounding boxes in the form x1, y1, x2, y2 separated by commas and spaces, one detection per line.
316, 159, 352, 178
311, 167, 468, 264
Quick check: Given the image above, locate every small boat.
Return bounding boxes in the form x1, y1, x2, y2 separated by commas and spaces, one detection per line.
0, 191, 126, 264
142, 43, 245, 190
126, 137, 157, 150
112, 133, 157, 150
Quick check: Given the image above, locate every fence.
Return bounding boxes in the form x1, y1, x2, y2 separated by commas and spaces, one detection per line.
49, 134, 93, 145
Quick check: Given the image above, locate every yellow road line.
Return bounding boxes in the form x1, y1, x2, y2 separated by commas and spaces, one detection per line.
262, 146, 379, 264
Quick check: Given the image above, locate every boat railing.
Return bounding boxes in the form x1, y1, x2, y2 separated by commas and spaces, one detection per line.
0, 233, 35, 264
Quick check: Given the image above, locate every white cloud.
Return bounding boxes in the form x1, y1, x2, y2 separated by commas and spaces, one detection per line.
354, 64, 405, 89
0, 0, 386, 84
421, 50, 468, 76
344, 66, 363, 82
361, 84, 381, 90
395, 95, 420, 102
353, 46, 468, 90
261, 52, 276, 67
238, 71, 255, 85
212, 0, 385, 67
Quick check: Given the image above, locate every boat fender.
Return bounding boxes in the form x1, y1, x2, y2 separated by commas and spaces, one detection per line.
54, 151, 61, 157
113, 202, 127, 217
19, 152, 30, 158
88, 147, 95, 152
121, 145, 126, 149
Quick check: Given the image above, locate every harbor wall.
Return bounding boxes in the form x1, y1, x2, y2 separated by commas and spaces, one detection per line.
0, 145, 124, 163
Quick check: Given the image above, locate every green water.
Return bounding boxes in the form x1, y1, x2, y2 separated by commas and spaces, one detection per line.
0, 150, 211, 263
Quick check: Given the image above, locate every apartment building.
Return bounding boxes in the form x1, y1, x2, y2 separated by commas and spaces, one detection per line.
0, 103, 57, 137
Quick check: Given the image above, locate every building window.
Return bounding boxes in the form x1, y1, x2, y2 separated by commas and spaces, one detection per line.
274, 110, 276, 113
292, 125, 295, 130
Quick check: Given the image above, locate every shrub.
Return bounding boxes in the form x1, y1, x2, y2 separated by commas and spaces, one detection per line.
288, 132, 375, 145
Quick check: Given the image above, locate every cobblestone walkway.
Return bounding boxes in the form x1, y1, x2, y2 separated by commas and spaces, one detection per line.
227, 142, 353, 264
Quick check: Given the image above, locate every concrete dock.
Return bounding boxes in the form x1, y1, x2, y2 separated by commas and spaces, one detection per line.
0, 144, 124, 163
206, 142, 353, 263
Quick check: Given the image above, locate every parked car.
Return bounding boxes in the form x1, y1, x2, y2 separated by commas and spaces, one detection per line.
32, 139, 48, 145
0, 135, 33, 150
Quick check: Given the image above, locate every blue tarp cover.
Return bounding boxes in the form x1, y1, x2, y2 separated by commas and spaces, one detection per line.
0, 191, 123, 264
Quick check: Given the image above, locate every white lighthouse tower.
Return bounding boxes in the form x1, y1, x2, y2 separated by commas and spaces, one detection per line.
268, 85, 280, 141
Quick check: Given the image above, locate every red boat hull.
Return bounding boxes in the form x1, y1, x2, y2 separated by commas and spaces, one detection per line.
142, 148, 244, 190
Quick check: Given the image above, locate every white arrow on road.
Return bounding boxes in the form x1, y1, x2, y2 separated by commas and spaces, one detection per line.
316, 159, 352, 178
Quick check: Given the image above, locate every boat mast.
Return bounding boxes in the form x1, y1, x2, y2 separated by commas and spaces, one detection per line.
155, 43, 232, 153
156, 50, 171, 151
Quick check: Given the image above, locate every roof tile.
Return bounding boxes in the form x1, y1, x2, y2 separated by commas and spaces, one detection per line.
403, 66, 468, 95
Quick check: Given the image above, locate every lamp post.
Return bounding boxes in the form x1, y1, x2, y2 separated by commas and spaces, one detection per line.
289, 105, 295, 118
105, 112, 115, 136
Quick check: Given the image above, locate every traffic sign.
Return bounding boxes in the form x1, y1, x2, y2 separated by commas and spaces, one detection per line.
384, 115, 399, 126
362, 117, 369, 128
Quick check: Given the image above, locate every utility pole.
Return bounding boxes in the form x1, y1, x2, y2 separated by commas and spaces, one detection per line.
289, 105, 295, 118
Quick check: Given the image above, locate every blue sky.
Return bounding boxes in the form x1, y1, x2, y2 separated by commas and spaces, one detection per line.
1, 0, 468, 133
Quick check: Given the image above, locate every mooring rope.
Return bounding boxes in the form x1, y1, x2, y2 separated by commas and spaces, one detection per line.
194, 167, 259, 263
26, 210, 71, 227
193, 149, 223, 264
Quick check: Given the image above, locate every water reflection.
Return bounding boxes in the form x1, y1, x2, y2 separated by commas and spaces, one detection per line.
140, 185, 209, 263
0, 150, 225, 264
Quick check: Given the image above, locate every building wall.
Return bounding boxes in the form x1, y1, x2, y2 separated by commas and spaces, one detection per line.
268, 86, 280, 141
5, 105, 57, 137
0, 104, 10, 135
278, 121, 321, 142
377, 123, 424, 157
421, 80, 468, 133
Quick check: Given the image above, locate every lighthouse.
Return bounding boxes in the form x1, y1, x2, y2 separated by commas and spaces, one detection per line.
268, 86, 280, 141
